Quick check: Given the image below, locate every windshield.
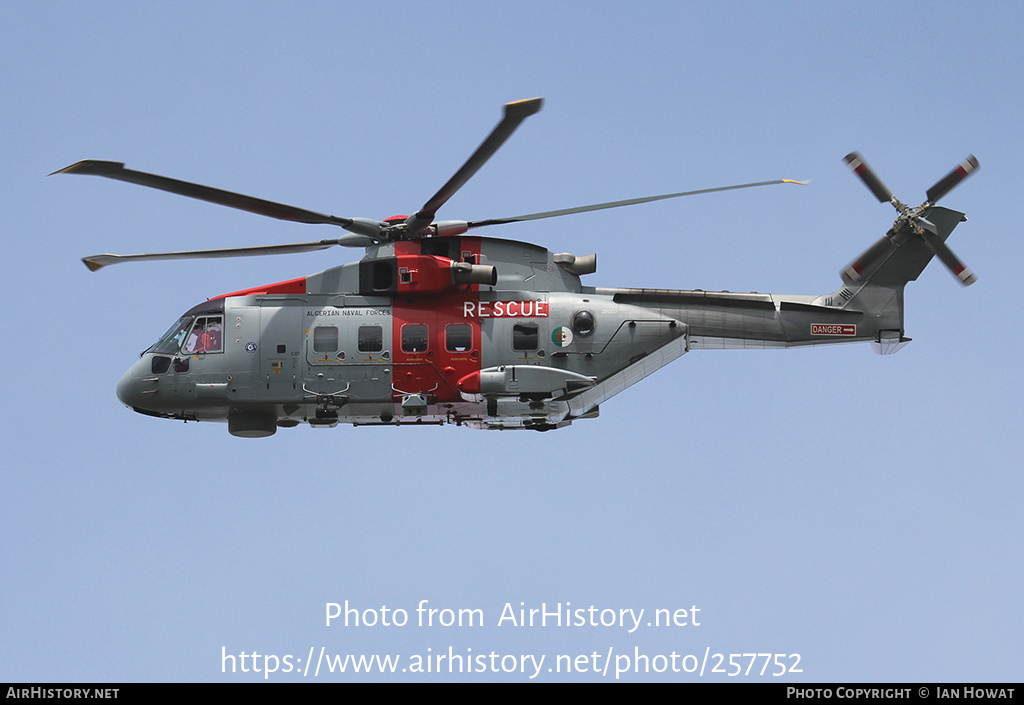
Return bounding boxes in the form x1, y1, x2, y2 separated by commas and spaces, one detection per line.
146, 316, 193, 355
145, 299, 226, 356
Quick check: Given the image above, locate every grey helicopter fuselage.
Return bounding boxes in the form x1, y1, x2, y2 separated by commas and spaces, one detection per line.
115, 202, 967, 436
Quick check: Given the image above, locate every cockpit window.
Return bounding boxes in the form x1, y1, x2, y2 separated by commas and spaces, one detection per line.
183, 316, 224, 353
146, 299, 226, 356
147, 316, 193, 355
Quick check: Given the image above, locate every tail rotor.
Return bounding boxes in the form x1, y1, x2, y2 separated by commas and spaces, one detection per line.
842, 152, 978, 286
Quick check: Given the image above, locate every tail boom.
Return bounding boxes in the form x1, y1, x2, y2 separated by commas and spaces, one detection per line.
592, 205, 969, 354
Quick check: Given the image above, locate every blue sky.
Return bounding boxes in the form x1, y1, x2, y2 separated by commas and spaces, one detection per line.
2, 1, 1021, 682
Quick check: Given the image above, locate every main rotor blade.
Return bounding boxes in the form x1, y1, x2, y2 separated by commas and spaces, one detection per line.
919, 230, 977, 286
53, 160, 385, 237
843, 152, 894, 204
408, 98, 543, 232
81, 239, 346, 271
465, 179, 805, 228
925, 155, 979, 203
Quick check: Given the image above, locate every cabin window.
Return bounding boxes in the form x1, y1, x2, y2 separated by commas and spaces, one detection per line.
358, 325, 383, 353
313, 326, 338, 353
513, 323, 539, 351
445, 324, 472, 352
182, 316, 223, 353
402, 324, 428, 353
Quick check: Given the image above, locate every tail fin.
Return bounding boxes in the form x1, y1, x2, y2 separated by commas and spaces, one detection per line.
815, 206, 967, 352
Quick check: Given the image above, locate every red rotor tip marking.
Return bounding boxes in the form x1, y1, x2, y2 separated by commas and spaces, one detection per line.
957, 156, 979, 177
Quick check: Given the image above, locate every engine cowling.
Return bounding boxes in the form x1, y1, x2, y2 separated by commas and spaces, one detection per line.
360, 255, 497, 295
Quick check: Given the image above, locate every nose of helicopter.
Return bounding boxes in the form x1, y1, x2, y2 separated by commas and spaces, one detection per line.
116, 359, 150, 410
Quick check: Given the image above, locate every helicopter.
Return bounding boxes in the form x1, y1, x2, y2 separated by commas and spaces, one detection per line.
57, 98, 978, 437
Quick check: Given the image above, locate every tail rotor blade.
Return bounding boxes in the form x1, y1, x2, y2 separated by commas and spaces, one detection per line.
843, 152, 894, 204
926, 155, 980, 203
920, 229, 977, 286
842, 230, 896, 283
